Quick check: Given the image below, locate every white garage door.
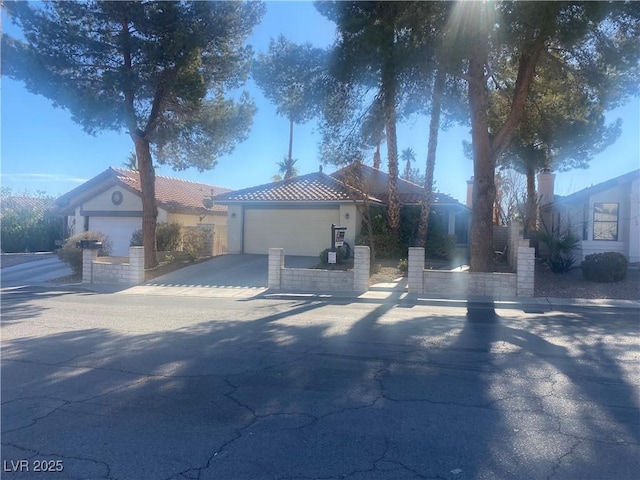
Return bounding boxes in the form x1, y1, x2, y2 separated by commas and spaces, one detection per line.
244, 208, 340, 256
89, 217, 142, 256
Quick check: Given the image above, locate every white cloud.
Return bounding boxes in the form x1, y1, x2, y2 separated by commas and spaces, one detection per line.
1, 173, 88, 183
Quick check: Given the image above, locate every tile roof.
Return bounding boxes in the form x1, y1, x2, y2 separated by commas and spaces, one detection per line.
331, 163, 468, 208
56, 167, 231, 214
1, 196, 55, 214
111, 168, 231, 213
213, 172, 379, 203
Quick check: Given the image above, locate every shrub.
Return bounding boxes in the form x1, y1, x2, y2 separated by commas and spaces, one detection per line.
183, 228, 209, 260
537, 228, 580, 274
581, 252, 628, 282
130, 229, 143, 247
397, 258, 408, 274
0, 195, 63, 253
156, 222, 182, 251
426, 233, 457, 260
130, 222, 183, 251
319, 247, 346, 265
57, 231, 112, 275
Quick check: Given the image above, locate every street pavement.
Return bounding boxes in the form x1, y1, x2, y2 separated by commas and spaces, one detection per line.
1, 287, 639, 480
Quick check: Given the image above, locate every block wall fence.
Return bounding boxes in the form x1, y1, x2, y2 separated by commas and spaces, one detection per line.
82, 246, 145, 285
268, 246, 370, 293
408, 224, 535, 298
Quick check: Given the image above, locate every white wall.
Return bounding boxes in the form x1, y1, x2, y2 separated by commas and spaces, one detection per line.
226, 204, 244, 254
83, 186, 142, 211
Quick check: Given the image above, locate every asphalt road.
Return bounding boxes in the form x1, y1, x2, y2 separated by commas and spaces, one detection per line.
1, 289, 639, 480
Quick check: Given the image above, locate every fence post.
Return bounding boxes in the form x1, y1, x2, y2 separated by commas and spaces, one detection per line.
408, 247, 425, 293
82, 249, 98, 283
353, 246, 370, 293
129, 246, 145, 285
268, 248, 284, 289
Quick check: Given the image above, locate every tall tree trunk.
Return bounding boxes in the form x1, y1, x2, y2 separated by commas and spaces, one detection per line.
287, 117, 294, 168
382, 71, 400, 236
468, 42, 495, 272
417, 68, 445, 248
525, 163, 537, 238
373, 143, 381, 170
131, 133, 158, 269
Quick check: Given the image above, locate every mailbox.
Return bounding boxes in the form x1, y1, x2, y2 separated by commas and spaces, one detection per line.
75, 240, 103, 249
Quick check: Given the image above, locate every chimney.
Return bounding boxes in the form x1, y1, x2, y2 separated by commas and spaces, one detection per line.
537, 168, 555, 206
466, 177, 474, 208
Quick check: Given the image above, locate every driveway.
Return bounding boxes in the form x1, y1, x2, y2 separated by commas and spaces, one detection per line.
142, 253, 317, 288
0, 255, 72, 288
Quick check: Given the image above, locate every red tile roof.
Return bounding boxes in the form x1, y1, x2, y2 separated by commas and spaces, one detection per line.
111, 168, 230, 213
213, 172, 380, 203
56, 167, 231, 215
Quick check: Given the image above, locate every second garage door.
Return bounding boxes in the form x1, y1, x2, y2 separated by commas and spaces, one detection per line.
243, 208, 340, 256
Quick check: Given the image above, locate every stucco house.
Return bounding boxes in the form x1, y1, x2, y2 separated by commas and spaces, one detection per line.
56, 167, 230, 256
539, 169, 640, 263
212, 163, 470, 257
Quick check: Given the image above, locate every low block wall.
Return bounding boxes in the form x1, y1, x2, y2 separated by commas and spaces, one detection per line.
408, 244, 534, 298
93, 261, 130, 284
424, 270, 516, 298
268, 246, 370, 292
83, 246, 145, 285
281, 268, 353, 291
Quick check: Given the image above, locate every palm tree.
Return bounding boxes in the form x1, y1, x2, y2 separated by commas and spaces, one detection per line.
401, 148, 416, 180
274, 156, 298, 181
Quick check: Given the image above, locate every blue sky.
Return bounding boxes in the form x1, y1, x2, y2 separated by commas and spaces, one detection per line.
1, 1, 638, 203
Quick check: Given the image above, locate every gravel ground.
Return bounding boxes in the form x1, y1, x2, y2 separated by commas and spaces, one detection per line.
534, 263, 640, 300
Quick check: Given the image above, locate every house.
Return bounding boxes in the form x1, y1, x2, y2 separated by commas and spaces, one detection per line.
56, 167, 231, 256
539, 169, 640, 263
212, 163, 470, 257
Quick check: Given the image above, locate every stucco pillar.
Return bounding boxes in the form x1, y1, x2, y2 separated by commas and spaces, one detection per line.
353, 246, 370, 293
268, 248, 284, 289
82, 249, 98, 283
408, 247, 425, 294
516, 245, 535, 296
129, 246, 145, 285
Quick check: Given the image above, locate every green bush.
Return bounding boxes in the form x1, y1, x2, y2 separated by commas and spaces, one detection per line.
0, 197, 63, 252
538, 228, 580, 274
157, 222, 182, 251
397, 258, 408, 274
581, 252, 628, 282
130, 222, 183, 251
183, 228, 209, 260
319, 247, 346, 265
57, 231, 112, 275
426, 233, 457, 260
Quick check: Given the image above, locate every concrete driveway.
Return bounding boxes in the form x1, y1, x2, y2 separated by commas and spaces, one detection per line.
136, 254, 317, 294
0, 255, 72, 288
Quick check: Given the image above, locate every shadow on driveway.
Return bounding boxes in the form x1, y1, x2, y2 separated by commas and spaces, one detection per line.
142, 254, 317, 288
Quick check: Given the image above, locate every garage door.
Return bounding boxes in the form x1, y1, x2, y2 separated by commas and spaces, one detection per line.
244, 208, 340, 256
89, 217, 142, 256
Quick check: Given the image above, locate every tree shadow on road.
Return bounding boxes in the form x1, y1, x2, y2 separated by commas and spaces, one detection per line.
1, 294, 638, 480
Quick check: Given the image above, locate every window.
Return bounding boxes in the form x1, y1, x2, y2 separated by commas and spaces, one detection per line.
593, 203, 618, 241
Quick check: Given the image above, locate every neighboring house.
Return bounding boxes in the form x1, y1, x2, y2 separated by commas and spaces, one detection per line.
56, 167, 231, 256
213, 163, 470, 257
539, 169, 640, 263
